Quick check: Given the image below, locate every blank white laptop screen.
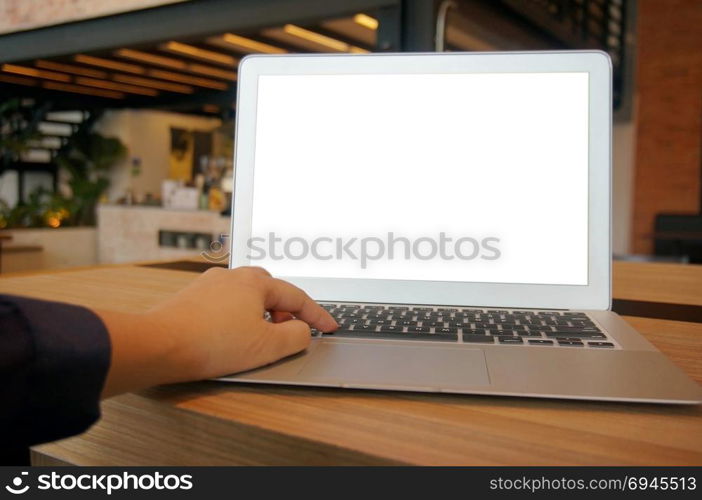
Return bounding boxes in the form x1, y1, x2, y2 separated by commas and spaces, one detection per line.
249, 72, 589, 286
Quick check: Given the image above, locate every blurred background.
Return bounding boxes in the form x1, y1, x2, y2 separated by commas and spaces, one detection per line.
0, 0, 700, 273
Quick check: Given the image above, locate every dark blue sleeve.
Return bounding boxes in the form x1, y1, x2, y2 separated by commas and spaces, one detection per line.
0, 294, 111, 452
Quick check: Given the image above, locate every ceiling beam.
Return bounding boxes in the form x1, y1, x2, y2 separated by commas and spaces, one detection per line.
0, 0, 396, 64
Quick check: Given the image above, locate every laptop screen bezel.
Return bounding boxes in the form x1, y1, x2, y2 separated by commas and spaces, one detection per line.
230, 51, 612, 311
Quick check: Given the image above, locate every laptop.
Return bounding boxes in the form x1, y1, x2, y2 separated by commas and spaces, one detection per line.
221, 51, 702, 404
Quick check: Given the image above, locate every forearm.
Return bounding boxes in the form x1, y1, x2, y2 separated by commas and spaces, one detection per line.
0, 294, 110, 449
95, 309, 200, 399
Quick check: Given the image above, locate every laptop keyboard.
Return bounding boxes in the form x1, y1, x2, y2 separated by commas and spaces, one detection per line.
313, 303, 616, 349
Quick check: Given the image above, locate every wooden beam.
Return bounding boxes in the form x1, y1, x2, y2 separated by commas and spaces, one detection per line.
0, 0, 396, 64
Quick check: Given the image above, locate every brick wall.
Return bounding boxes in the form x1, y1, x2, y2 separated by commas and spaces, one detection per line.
0, 0, 186, 35
631, 0, 702, 253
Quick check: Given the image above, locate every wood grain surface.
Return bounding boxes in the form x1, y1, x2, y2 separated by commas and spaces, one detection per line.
1, 261, 700, 465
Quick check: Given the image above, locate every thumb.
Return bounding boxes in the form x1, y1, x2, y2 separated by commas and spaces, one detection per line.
261, 319, 312, 363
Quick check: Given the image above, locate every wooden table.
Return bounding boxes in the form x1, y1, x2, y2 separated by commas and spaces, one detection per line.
1, 261, 701, 465
0, 233, 12, 274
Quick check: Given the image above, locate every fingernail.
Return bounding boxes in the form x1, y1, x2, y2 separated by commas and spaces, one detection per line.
323, 317, 339, 331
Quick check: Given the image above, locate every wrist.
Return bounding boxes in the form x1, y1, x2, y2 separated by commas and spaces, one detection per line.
97, 309, 195, 397
141, 308, 209, 383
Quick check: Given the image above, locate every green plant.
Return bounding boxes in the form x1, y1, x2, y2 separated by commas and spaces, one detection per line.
0, 187, 46, 228
0, 98, 45, 169
1, 100, 125, 228
56, 132, 127, 226
1, 98, 55, 228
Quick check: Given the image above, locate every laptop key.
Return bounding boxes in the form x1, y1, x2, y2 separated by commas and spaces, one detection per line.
367, 331, 458, 342
378, 325, 403, 332
553, 326, 601, 332
353, 325, 378, 332
588, 341, 615, 348
365, 314, 385, 320
425, 321, 446, 328
496, 322, 517, 328
324, 329, 385, 338
462, 335, 494, 343
368, 319, 391, 325
528, 339, 554, 345
323, 329, 370, 337
436, 327, 458, 334
558, 340, 584, 346
570, 320, 596, 327
547, 332, 606, 339
408, 326, 430, 333
499, 336, 524, 344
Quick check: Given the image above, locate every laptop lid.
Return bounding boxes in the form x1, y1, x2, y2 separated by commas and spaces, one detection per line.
230, 51, 612, 310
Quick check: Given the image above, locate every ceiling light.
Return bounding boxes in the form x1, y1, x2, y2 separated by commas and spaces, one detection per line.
283, 24, 348, 51
0, 74, 39, 86
214, 33, 286, 54
74, 54, 145, 74
115, 48, 235, 81
2, 64, 70, 82
161, 41, 237, 66
75, 77, 159, 96
115, 49, 187, 70
112, 74, 194, 93
147, 69, 228, 90
279, 25, 369, 53
188, 64, 237, 81
354, 13, 378, 30
35, 60, 107, 79
43, 81, 124, 99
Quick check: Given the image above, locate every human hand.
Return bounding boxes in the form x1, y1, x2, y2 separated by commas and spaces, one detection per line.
98, 266, 338, 397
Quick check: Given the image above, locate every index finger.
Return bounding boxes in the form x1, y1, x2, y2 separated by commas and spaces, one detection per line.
262, 278, 338, 332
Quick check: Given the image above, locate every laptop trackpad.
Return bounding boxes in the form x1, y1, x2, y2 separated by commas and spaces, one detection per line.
298, 342, 490, 389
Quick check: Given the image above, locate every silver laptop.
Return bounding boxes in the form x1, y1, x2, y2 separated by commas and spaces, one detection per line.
221, 51, 702, 404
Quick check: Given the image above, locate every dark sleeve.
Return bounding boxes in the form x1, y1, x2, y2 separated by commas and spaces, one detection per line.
0, 294, 111, 450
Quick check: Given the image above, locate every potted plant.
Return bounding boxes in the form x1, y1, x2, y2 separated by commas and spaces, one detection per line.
56, 131, 127, 226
